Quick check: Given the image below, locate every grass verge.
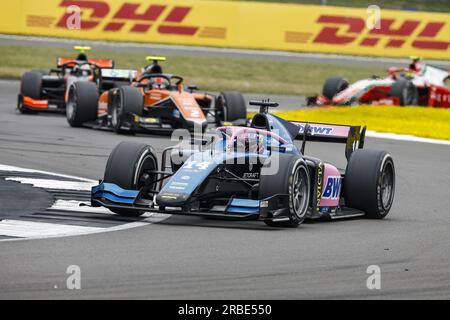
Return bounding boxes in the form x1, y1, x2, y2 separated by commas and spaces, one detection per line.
275, 106, 450, 140
0, 44, 385, 96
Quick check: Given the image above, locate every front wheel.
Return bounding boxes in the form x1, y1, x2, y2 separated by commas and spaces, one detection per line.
66, 81, 99, 127
344, 150, 395, 219
215, 91, 247, 125
21, 71, 42, 99
111, 86, 143, 134
390, 78, 418, 106
322, 76, 349, 100
103, 141, 159, 217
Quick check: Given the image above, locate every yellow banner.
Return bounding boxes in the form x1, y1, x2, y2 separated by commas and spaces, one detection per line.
0, 0, 449, 60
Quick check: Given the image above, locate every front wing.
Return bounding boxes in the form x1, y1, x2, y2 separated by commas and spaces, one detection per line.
91, 182, 292, 222
90, 182, 366, 221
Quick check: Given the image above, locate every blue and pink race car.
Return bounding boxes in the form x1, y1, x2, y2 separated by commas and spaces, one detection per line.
90, 100, 395, 227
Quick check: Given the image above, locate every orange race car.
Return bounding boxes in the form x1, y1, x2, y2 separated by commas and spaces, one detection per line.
66, 56, 247, 133
17, 46, 115, 114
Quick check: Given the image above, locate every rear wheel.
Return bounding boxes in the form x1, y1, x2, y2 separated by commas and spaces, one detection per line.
66, 81, 99, 127
322, 76, 349, 100
390, 78, 418, 106
216, 91, 247, 125
103, 141, 158, 217
344, 150, 395, 219
259, 154, 310, 227
111, 86, 143, 134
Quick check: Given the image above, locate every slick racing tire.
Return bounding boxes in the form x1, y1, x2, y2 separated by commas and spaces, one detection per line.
21, 71, 42, 100
103, 141, 158, 217
389, 78, 418, 106
344, 150, 395, 219
259, 154, 310, 228
66, 81, 99, 127
111, 86, 143, 134
322, 76, 349, 100
216, 91, 247, 124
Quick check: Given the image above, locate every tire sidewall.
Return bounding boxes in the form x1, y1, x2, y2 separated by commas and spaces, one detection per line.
21, 71, 42, 100
66, 81, 98, 127
132, 147, 158, 189
345, 150, 395, 219
322, 77, 349, 100
288, 159, 310, 224
260, 154, 310, 227
104, 142, 158, 190
375, 154, 395, 218
66, 85, 77, 124
112, 87, 143, 133
217, 91, 246, 122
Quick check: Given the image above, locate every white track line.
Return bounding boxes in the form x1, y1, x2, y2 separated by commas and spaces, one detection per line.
0, 164, 171, 242
0, 213, 169, 242
0, 164, 95, 182
5, 177, 94, 191
0, 219, 102, 238
50, 199, 171, 222
50, 200, 112, 214
366, 131, 450, 146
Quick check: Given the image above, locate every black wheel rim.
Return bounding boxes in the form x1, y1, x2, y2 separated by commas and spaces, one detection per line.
291, 165, 308, 218
218, 95, 227, 121
135, 153, 157, 190
380, 161, 394, 210
112, 97, 122, 128
403, 83, 417, 105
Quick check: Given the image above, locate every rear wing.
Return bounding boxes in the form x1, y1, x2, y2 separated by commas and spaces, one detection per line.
100, 69, 138, 81
420, 64, 450, 86
56, 57, 115, 69
288, 120, 366, 160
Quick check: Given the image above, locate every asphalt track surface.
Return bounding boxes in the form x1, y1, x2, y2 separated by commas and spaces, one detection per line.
1, 79, 450, 299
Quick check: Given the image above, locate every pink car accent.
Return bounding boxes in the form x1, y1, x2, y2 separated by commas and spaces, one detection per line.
320, 163, 342, 207
217, 126, 290, 145
290, 122, 351, 139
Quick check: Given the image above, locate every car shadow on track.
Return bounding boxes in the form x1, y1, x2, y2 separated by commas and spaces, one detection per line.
152, 213, 397, 231
152, 214, 368, 231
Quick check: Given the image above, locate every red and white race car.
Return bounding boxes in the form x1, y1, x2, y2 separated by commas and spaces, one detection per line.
311, 58, 450, 108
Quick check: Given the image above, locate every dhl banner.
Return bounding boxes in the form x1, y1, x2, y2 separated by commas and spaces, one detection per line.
0, 0, 449, 60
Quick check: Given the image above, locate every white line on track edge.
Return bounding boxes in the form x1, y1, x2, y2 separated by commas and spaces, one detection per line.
0, 164, 95, 182
0, 164, 171, 242
366, 131, 450, 146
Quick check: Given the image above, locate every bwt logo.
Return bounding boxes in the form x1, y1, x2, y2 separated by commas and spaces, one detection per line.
297, 125, 333, 135
322, 176, 341, 200
313, 14, 450, 51
57, 0, 199, 35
